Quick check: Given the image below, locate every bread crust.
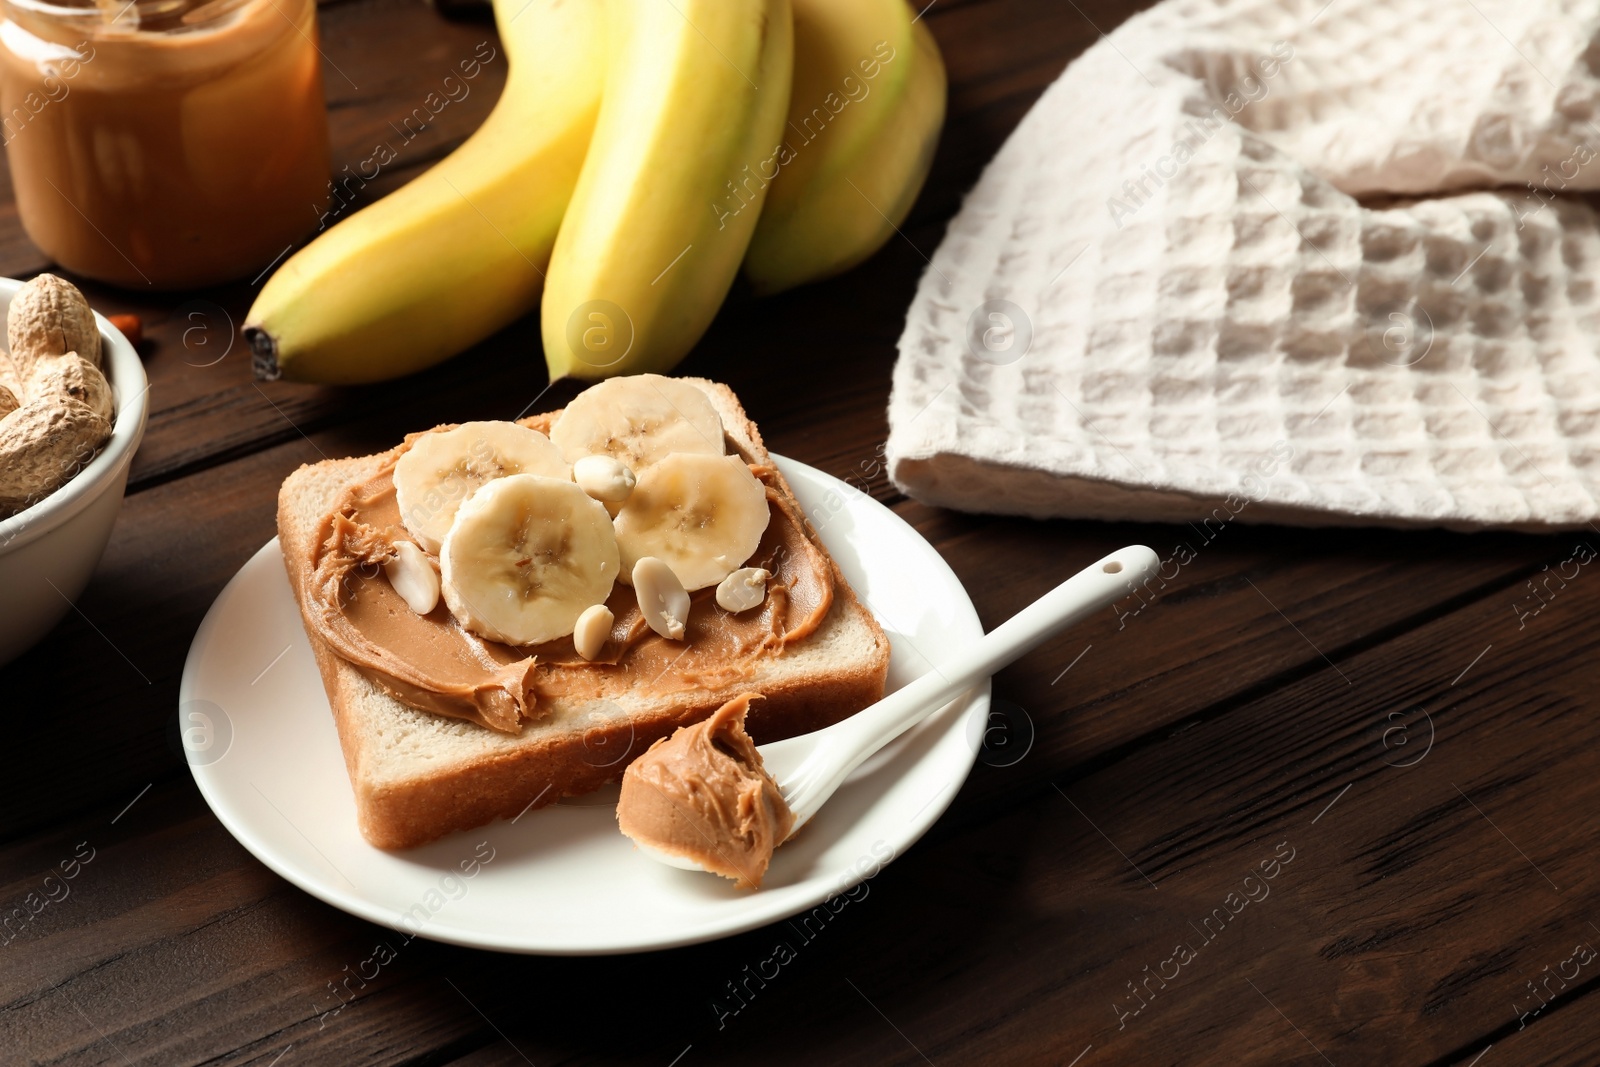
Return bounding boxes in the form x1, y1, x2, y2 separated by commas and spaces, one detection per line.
278, 378, 890, 849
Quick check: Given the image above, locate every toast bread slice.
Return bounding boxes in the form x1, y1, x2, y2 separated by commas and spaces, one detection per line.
277, 378, 891, 849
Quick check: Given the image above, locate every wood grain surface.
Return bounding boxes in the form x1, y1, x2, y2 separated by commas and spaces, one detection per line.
1, 0, 1593, 1063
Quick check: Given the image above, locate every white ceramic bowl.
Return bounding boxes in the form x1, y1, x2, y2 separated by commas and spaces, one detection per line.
0, 279, 148, 667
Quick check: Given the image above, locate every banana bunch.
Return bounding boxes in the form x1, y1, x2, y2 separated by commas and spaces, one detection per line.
245, 0, 946, 385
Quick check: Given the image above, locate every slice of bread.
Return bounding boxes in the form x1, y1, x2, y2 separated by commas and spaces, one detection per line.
278, 378, 891, 849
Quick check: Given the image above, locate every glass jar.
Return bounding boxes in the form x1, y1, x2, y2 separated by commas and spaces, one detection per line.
0, 0, 330, 289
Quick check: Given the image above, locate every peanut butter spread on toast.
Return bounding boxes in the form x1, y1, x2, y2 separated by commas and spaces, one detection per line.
301, 443, 833, 734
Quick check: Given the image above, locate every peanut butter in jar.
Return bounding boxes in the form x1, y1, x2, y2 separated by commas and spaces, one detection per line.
0, 0, 331, 289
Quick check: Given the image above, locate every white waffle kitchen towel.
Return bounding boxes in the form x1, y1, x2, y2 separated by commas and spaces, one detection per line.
887, 0, 1600, 529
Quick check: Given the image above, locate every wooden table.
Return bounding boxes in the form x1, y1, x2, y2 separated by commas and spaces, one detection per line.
4, 0, 1596, 1063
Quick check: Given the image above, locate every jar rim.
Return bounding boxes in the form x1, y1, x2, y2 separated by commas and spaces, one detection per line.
0, 0, 257, 34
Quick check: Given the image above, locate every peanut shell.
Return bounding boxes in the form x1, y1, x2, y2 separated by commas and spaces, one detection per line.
0, 398, 111, 517
29, 353, 114, 422
7, 273, 99, 376
0, 351, 22, 402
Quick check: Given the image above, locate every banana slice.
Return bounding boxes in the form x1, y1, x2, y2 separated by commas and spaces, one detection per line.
613, 452, 769, 591
549, 373, 725, 471
394, 421, 569, 553
440, 474, 620, 646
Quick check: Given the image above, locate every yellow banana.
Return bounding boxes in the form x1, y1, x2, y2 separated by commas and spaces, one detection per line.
245, 0, 603, 384
541, 0, 794, 382
743, 0, 946, 296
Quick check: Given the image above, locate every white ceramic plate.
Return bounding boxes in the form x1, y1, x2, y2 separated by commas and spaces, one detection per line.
179, 456, 987, 955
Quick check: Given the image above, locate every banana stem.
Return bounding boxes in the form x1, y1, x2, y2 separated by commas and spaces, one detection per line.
246, 328, 281, 381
